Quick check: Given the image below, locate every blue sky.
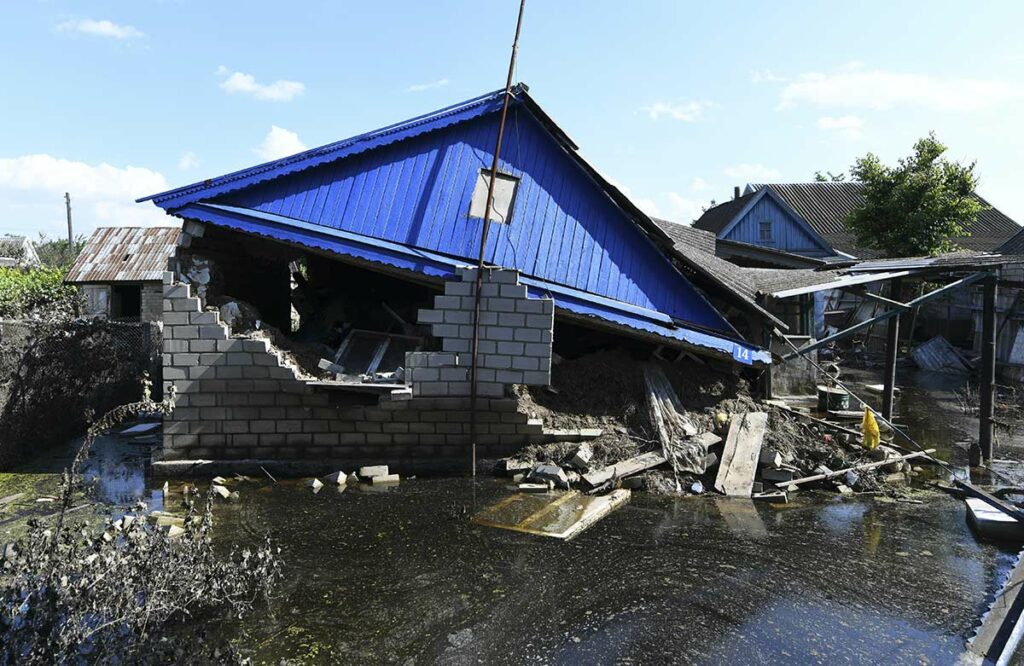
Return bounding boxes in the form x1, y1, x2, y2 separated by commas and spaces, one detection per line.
2, 0, 1023, 238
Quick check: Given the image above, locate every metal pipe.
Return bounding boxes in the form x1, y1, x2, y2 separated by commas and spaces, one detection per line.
882, 277, 901, 421
468, 0, 527, 477
783, 271, 991, 361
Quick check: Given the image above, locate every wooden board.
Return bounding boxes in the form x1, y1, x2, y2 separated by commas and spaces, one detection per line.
471, 490, 631, 540
582, 451, 666, 487
714, 412, 768, 497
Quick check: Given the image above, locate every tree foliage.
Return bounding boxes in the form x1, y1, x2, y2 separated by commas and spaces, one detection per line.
845, 133, 984, 257
35, 233, 87, 270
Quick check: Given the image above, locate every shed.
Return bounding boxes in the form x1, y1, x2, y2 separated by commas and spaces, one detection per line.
65, 226, 181, 321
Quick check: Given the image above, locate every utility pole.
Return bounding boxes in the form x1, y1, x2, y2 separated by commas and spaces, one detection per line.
65, 192, 73, 247
468, 0, 527, 477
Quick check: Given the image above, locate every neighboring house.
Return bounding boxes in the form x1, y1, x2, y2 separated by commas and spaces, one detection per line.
0, 235, 41, 268
693, 182, 1021, 260
65, 227, 181, 321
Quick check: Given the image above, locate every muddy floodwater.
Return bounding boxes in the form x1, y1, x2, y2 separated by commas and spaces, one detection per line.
1, 368, 1022, 664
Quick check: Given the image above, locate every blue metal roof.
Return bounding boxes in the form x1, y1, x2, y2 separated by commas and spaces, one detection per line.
143, 85, 769, 364
181, 202, 768, 364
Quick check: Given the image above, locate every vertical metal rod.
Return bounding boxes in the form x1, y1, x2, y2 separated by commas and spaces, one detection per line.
979, 275, 997, 462
468, 0, 527, 477
882, 277, 902, 421
65, 192, 73, 247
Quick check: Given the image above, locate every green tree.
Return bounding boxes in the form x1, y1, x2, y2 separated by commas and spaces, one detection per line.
845, 132, 984, 257
814, 170, 846, 182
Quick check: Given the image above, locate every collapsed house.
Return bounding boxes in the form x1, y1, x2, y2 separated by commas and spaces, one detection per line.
65, 227, 181, 322
138, 84, 773, 473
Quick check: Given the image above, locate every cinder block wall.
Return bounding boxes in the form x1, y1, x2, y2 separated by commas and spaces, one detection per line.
140, 282, 164, 322
160, 267, 555, 471
408, 267, 554, 397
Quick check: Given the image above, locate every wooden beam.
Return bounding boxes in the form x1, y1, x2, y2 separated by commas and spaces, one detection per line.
783, 271, 992, 361
778, 449, 935, 488
955, 479, 1024, 523
844, 285, 911, 311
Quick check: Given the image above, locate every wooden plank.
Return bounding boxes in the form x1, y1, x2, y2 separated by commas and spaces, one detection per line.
955, 480, 1024, 523
714, 412, 768, 497
582, 451, 666, 487
471, 490, 631, 540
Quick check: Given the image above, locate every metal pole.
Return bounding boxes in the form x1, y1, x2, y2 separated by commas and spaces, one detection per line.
65, 192, 73, 247
882, 277, 901, 421
468, 0, 526, 477
980, 275, 997, 462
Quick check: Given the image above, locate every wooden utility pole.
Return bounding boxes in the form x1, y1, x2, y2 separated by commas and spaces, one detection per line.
65, 192, 73, 247
468, 0, 527, 477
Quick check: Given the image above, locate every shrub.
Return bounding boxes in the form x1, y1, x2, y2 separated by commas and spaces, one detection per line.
0, 397, 281, 664
0, 267, 79, 320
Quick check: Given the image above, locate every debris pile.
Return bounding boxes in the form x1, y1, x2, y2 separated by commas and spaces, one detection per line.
501, 349, 934, 501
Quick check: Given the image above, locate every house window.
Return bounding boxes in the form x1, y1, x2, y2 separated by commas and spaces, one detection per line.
759, 221, 773, 242
469, 170, 518, 223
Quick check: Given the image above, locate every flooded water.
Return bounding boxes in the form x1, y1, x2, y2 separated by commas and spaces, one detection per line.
2, 367, 1022, 664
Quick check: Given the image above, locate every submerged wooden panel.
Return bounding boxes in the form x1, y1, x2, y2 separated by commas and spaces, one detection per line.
471, 489, 631, 540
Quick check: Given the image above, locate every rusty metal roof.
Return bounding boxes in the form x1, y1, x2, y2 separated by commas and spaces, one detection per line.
65, 226, 180, 283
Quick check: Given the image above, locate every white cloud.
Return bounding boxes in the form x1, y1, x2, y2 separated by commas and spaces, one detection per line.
255, 126, 308, 161
217, 66, 305, 102
817, 115, 865, 140
689, 177, 711, 193
750, 68, 786, 84
178, 151, 200, 170
407, 78, 450, 92
0, 154, 171, 237
778, 64, 1023, 112
639, 101, 710, 122
723, 163, 781, 181
666, 193, 704, 223
57, 18, 144, 39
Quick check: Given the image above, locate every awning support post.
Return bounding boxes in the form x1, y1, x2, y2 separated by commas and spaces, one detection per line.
882, 277, 902, 422
980, 275, 998, 462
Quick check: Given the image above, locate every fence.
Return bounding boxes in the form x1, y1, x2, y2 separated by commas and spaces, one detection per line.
0, 318, 162, 469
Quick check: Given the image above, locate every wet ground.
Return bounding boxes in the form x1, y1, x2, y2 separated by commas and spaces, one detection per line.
2, 367, 1023, 664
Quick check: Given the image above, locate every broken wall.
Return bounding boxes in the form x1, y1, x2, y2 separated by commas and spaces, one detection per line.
160, 266, 557, 471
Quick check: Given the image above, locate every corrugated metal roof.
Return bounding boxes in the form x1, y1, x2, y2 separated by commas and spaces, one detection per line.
66, 226, 180, 283
692, 191, 759, 235
998, 227, 1024, 255
748, 182, 1021, 257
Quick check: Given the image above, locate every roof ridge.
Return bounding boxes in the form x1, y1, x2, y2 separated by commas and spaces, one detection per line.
139, 85, 517, 205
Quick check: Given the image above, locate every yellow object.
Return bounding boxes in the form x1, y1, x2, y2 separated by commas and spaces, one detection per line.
861, 408, 880, 451
716, 412, 729, 426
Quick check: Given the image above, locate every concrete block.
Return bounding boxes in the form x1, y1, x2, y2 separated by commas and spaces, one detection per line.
417, 308, 444, 324
199, 325, 227, 340
483, 326, 514, 342
190, 339, 216, 352
418, 382, 449, 397
525, 314, 553, 329
242, 339, 270, 353
431, 323, 461, 339
521, 371, 551, 385
173, 325, 199, 340
225, 352, 253, 366
190, 311, 219, 325
442, 338, 470, 353
495, 370, 523, 384
433, 295, 462, 310
173, 353, 200, 366
487, 297, 517, 313
163, 312, 189, 326
444, 309, 472, 325
164, 367, 186, 380
499, 284, 527, 299
163, 284, 189, 299
164, 339, 188, 353
511, 356, 539, 371
485, 354, 512, 369
163, 271, 175, 285
524, 343, 551, 358
359, 465, 389, 478
444, 281, 473, 297
440, 367, 469, 382
489, 269, 519, 284
173, 298, 200, 313
515, 299, 547, 315
216, 339, 245, 352
498, 313, 525, 327
496, 341, 524, 356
